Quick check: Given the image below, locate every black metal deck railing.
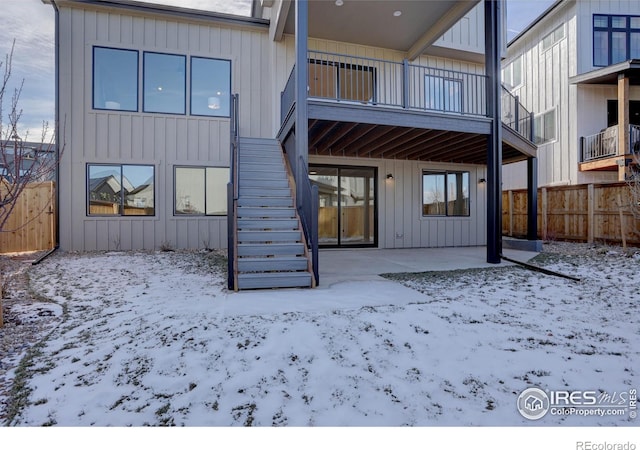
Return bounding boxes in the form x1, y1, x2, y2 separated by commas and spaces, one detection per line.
282, 51, 534, 142
581, 124, 640, 163
501, 86, 533, 141
227, 93, 239, 290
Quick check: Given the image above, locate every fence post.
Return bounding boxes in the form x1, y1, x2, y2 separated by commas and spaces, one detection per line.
541, 187, 548, 240
580, 136, 585, 162
587, 184, 594, 244
508, 190, 514, 236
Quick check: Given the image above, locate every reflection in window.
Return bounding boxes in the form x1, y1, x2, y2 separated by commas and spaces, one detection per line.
307, 60, 375, 103
422, 171, 469, 217
534, 109, 556, 145
425, 75, 462, 113
174, 166, 228, 215
93, 47, 138, 111
191, 57, 231, 117
144, 52, 186, 114
502, 56, 523, 90
87, 164, 155, 216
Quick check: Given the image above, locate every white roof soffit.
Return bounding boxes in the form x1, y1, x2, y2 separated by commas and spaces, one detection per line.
280, 0, 480, 60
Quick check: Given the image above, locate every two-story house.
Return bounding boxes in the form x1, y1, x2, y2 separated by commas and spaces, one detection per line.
502, 0, 640, 189
46, 0, 537, 290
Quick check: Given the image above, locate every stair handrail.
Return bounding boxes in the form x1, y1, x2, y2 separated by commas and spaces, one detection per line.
227, 93, 240, 290
297, 155, 319, 286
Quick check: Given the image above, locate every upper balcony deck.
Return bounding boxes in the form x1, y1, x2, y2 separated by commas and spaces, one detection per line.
280, 51, 536, 165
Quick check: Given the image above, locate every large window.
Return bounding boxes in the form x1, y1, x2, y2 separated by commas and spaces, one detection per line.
594, 14, 640, 66
534, 109, 556, 145
87, 164, 155, 216
425, 75, 462, 113
174, 166, 228, 215
422, 171, 469, 217
93, 47, 138, 111
191, 57, 231, 117
93, 47, 231, 116
143, 52, 186, 114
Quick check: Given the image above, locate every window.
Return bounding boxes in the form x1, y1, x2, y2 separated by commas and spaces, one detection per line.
308, 60, 375, 103
93, 47, 138, 111
534, 109, 556, 145
174, 167, 228, 215
143, 52, 186, 114
191, 57, 231, 117
87, 164, 155, 216
93, 47, 233, 117
542, 24, 565, 52
425, 75, 462, 113
593, 14, 640, 66
422, 171, 469, 217
502, 55, 523, 90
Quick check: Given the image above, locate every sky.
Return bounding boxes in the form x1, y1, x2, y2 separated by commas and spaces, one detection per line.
0, 0, 555, 142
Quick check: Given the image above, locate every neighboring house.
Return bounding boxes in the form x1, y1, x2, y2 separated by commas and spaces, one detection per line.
502, 0, 640, 189
0, 140, 56, 184
47, 0, 537, 289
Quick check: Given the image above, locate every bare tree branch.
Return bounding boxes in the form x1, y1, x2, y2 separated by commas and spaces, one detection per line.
0, 40, 62, 234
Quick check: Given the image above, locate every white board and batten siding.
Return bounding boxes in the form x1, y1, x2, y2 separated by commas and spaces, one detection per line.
310, 156, 488, 249
57, 3, 273, 251
503, 0, 640, 190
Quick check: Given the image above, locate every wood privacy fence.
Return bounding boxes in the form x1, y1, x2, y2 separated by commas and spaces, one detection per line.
503, 182, 640, 245
0, 181, 56, 253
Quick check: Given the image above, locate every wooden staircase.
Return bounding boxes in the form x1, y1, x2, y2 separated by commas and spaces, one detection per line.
233, 137, 314, 289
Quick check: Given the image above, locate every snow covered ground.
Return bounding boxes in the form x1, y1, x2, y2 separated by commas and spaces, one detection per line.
2, 243, 639, 427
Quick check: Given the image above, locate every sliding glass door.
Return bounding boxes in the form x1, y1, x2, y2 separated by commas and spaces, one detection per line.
309, 165, 377, 247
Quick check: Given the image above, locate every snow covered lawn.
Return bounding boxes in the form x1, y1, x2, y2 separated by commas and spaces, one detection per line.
4, 244, 639, 426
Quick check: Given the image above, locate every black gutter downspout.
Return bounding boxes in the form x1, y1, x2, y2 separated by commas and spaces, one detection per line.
484, 0, 503, 264
50, 0, 61, 253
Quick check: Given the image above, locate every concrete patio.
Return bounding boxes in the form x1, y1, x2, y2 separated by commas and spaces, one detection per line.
318, 246, 540, 286
227, 245, 540, 316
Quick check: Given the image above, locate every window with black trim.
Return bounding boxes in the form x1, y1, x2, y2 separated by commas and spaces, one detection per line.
191, 57, 231, 117
93, 47, 232, 117
93, 47, 138, 111
308, 60, 375, 103
174, 166, 228, 215
87, 164, 155, 216
534, 108, 556, 145
593, 14, 640, 67
422, 171, 469, 216
143, 52, 186, 114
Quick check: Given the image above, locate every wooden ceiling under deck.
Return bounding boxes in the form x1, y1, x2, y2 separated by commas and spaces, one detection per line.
307, 119, 531, 165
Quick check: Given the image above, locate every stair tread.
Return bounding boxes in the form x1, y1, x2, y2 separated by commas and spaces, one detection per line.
238, 272, 311, 279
